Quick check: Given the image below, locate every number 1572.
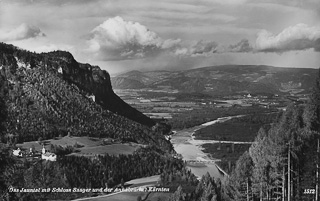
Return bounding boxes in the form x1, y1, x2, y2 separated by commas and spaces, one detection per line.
303, 189, 315, 194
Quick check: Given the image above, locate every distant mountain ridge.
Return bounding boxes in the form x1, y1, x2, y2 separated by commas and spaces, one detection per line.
112, 65, 319, 95
0, 42, 171, 150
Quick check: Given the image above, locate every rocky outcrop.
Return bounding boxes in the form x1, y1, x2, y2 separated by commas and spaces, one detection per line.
43, 50, 154, 127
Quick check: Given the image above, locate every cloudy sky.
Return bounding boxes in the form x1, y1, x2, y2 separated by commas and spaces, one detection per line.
0, 0, 319, 75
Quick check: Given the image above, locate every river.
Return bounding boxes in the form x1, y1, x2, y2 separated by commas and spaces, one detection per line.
170, 115, 245, 181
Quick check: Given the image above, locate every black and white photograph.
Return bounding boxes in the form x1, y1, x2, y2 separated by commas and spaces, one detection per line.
0, 0, 320, 200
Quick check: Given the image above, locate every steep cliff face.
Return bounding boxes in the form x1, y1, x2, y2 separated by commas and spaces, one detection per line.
43, 50, 155, 127
0, 43, 170, 150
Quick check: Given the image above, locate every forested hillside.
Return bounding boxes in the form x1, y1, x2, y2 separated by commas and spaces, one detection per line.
0, 42, 171, 150
1, 43, 154, 127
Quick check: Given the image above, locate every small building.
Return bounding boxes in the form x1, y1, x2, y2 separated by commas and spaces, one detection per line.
89, 95, 95, 102
29, 147, 35, 156
13, 148, 22, 157
165, 135, 171, 141
58, 67, 63, 74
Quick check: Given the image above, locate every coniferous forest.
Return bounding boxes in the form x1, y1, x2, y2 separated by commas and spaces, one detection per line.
0, 146, 184, 200
223, 69, 320, 201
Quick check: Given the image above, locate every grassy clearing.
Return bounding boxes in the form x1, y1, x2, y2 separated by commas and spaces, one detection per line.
17, 136, 139, 156
71, 144, 137, 156
50, 136, 102, 147
125, 175, 160, 186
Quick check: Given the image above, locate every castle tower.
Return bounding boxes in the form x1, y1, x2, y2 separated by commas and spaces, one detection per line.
42, 145, 46, 154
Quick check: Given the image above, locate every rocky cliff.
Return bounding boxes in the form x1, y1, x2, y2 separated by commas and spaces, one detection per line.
42, 50, 154, 127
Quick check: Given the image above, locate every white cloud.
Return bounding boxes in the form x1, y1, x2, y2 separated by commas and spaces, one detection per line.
175, 39, 255, 57
175, 0, 247, 6
190, 40, 219, 56
30, 44, 74, 53
256, 23, 320, 52
87, 16, 181, 60
7, 35, 75, 55
0, 23, 46, 41
211, 0, 247, 5
228, 39, 253, 52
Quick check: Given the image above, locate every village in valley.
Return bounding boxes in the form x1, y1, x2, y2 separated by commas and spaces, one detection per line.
115, 87, 307, 120
13, 145, 57, 162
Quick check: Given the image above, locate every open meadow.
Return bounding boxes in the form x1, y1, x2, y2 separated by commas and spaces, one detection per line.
16, 136, 140, 156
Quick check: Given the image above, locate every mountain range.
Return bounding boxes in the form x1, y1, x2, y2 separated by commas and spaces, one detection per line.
0, 42, 171, 150
112, 65, 319, 96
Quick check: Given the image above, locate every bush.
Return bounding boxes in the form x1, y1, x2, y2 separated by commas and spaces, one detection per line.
51, 144, 74, 155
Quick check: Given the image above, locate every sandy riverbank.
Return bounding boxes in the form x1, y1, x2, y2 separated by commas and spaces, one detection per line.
171, 115, 249, 179
171, 125, 222, 179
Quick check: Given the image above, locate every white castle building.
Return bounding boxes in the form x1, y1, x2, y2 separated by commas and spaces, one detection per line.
13, 148, 22, 157
41, 146, 57, 161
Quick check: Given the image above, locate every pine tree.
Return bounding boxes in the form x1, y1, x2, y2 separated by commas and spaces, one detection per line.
168, 185, 183, 201
305, 68, 320, 132
232, 151, 253, 201
0, 96, 6, 135
249, 128, 271, 199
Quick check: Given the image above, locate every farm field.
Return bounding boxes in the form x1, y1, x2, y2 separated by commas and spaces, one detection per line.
70, 144, 137, 156
114, 88, 283, 132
